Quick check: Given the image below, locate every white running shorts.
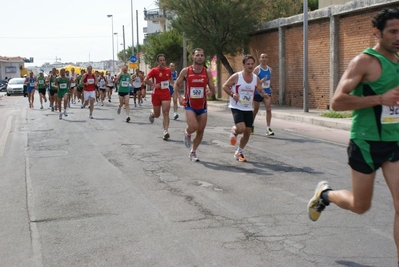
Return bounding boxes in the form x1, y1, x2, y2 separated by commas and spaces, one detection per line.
84, 91, 96, 101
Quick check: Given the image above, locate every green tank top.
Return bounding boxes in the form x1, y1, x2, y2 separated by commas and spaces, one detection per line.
118, 73, 130, 93
37, 76, 46, 89
50, 76, 57, 90
350, 48, 399, 141
57, 77, 69, 90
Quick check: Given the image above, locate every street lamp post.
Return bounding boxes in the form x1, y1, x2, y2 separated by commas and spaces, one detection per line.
114, 33, 119, 71
107, 14, 115, 74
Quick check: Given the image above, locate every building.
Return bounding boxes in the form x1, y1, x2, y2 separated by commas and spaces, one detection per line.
319, 0, 353, 8
0, 56, 31, 80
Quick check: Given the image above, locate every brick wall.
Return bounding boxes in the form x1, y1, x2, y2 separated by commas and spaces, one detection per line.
220, 3, 397, 109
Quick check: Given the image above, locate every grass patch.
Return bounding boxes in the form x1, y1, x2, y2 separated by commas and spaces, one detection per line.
320, 110, 353, 118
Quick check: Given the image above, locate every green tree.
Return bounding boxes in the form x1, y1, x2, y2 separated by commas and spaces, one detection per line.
141, 30, 183, 67
161, 0, 266, 75
117, 44, 145, 64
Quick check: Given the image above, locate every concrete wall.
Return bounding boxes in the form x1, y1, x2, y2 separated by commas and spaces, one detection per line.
0, 62, 23, 80
221, 0, 399, 109
319, 0, 353, 8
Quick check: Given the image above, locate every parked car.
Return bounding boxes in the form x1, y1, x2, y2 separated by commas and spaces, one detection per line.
0, 79, 7, 92
6, 78, 26, 96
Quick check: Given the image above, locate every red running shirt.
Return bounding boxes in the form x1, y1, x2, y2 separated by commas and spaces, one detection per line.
185, 66, 208, 110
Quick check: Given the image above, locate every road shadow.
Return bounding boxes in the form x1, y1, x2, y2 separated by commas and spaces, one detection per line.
335, 260, 374, 267
92, 117, 115, 121
198, 160, 272, 176
263, 136, 322, 144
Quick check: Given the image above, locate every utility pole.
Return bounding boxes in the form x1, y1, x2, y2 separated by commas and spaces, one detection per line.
134, 0, 137, 56
123, 25, 126, 64
303, 0, 309, 112
136, 9, 139, 64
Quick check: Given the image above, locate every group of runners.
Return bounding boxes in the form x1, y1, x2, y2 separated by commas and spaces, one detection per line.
145, 8, 399, 266
21, 8, 399, 264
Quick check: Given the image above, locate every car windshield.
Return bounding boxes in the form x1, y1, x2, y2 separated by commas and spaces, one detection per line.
8, 79, 25, 85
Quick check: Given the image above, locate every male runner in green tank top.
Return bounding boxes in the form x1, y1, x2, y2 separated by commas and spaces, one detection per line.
47, 68, 58, 112
76, 69, 85, 105
116, 65, 131, 122
55, 68, 70, 119
37, 71, 47, 109
307, 8, 399, 265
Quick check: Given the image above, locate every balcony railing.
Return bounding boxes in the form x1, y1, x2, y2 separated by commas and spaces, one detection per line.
144, 8, 166, 21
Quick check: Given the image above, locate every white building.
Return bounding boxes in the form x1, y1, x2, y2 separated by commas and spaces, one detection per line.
0, 56, 27, 80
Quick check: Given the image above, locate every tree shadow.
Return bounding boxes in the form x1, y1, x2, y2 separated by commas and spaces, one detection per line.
335, 260, 375, 267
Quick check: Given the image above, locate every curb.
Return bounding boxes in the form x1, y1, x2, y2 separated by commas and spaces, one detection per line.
207, 102, 351, 131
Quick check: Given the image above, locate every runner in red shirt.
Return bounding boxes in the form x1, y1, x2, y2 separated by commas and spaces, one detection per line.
144, 54, 174, 140
174, 48, 215, 161
80, 65, 98, 119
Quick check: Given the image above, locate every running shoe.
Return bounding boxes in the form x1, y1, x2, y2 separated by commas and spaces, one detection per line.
101, 102, 104, 106
308, 181, 332, 222
266, 128, 275, 136
134, 103, 137, 107
189, 151, 199, 162
149, 112, 154, 123
126, 116, 130, 123
234, 151, 247, 162
230, 127, 237, 146
59, 113, 62, 120
67, 102, 70, 108
51, 106, 54, 112
163, 131, 170, 141
40, 105, 43, 110
108, 98, 111, 103
44, 98, 47, 102
117, 108, 121, 115
184, 132, 192, 148
174, 113, 179, 120
81, 104, 85, 109
63, 110, 68, 117
138, 102, 142, 107
89, 114, 94, 119
251, 126, 254, 135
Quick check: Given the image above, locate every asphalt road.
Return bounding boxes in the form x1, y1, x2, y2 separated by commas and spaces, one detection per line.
0, 94, 395, 267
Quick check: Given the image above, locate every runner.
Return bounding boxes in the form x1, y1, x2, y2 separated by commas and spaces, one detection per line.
106, 71, 114, 102
116, 65, 131, 122
24, 71, 36, 108
222, 54, 268, 162
37, 71, 47, 109
131, 68, 142, 107
55, 68, 70, 119
80, 66, 97, 119
144, 54, 174, 140
98, 72, 107, 106
169, 63, 179, 120
76, 69, 85, 104
69, 67, 77, 105
252, 53, 274, 136
47, 68, 58, 112
307, 8, 399, 264
174, 48, 215, 162
140, 70, 146, 103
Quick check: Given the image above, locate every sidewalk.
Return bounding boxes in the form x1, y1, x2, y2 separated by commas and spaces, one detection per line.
207, 100, 352, 131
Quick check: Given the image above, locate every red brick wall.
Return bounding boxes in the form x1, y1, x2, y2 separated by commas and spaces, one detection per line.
220, 4, 396, 109
338, 11, 378, 77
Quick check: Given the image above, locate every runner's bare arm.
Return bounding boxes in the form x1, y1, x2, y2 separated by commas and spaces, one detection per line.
222, 73, 239, 100
206, 69, 215, 96
331, 54, 398, 111
255, 76, 268, 99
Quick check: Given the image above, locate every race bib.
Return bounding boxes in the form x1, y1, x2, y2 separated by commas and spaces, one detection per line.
88, 78, 94, 84
60, 83, 67, 89
38, 80, 44, 84
239, 92, 253, 106
70, 83, 76, 87
160, 81, 169, 89
30, 83, 35, 87
381, 105, 399, 124
50, 82, 55, 87
190, 87, 204, 99
262, 80, 270, 89
121, 81, 129, 87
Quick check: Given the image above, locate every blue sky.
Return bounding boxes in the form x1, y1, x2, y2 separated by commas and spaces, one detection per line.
1, 0, 157, 66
